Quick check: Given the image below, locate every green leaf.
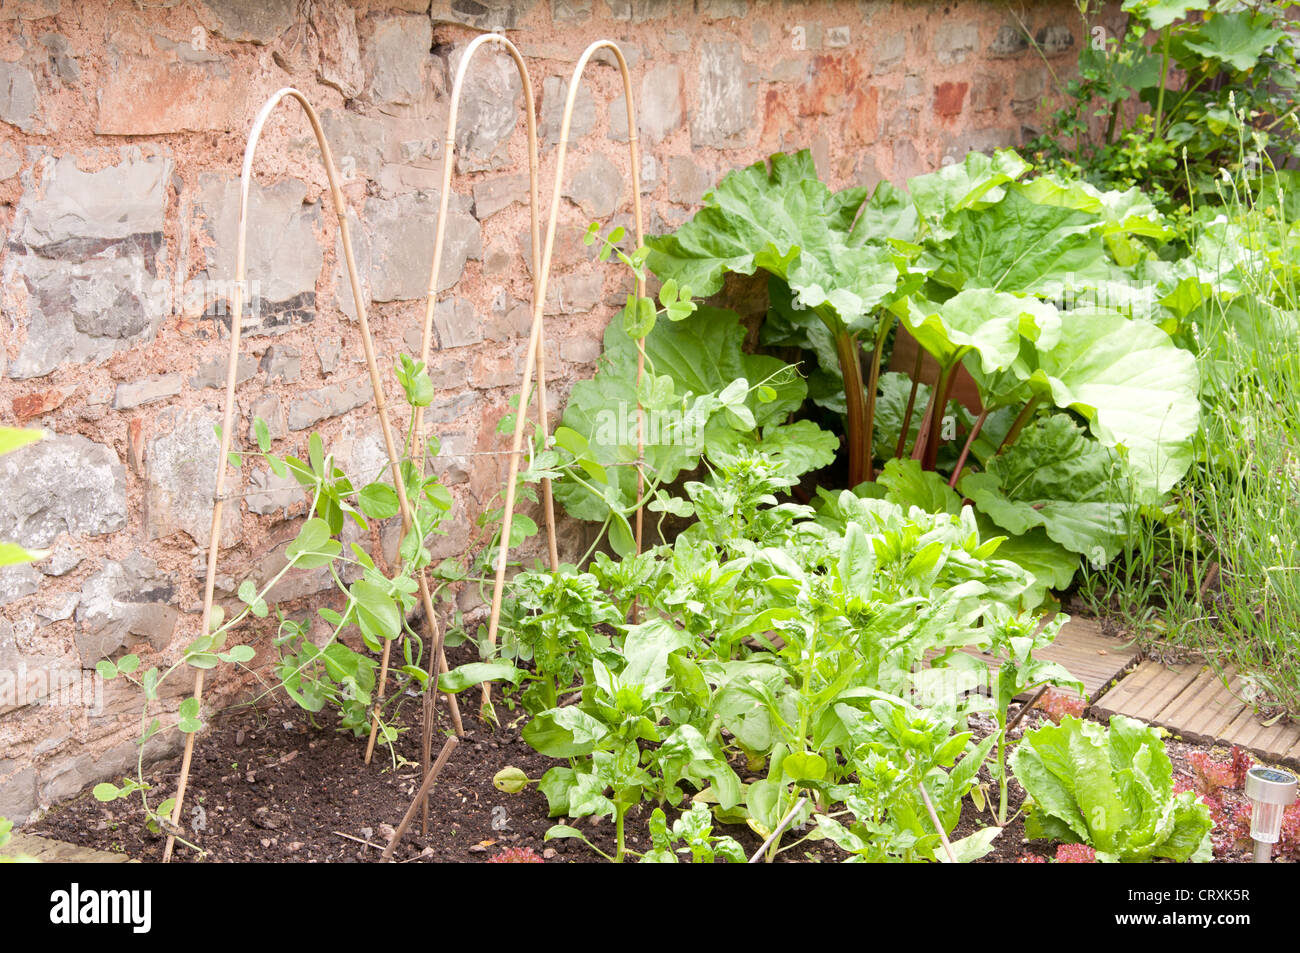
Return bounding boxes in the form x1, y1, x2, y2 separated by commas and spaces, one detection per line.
286, 517, 342, 569
705, 419, 838, 479
92, 782, 122, 802
1023, 308, 1199, 498
1121, 0, 1209, 29
877, 458, 963, 514
937, 826, 1002, 863
849, 180, 918, 245
95, 660, 117, 679
254, 417, 271, 452
1181, 10, 1285, 71
554, 306, 811, 521
350, 579, 401, 645
782, 751, 828, 782
438, 662, 524, 693
538, 767, 577, 817
644, 150, 897, 333
922, 188, 1110, 295
961, 414, 1132, 562
622, 294, 657, 339
116, 654, 140, 675
522, 707, 609, 758
895, 289, 1060, 372
358, 483, 400, 520
907, 148, 1031, 240
544, 824, 590, 842
309, 432, 325, 476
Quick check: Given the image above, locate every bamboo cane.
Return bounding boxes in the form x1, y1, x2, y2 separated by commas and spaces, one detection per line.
165, 86, 447, 859
411, 32, 547, 832
480, 40, 647, 712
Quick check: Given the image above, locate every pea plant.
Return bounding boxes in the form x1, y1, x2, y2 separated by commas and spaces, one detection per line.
90, 355, 454, 853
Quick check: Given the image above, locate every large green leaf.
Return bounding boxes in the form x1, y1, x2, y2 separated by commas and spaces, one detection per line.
896, 289, 1060, 372
877, 458, 962, 515
1023, 308, 1200, 497
907, 149, 1031, 240
960, 414, 1132, 562
922, 188, 1111, 294
1013, 178, 1171, 266
644, 150, 898, 333
1181, 11, 1285, 71
848, 180, 918, 245
1121, 0, 1209, 30
706, 419, 838, 479
976, 517, 1080, 605
761, 275, 850, 414
555, 306, 828, 521
522, 707, 609, 758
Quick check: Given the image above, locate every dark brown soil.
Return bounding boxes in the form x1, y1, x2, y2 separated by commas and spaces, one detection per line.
30, 644, 1271, 864
31, 642, 838, 864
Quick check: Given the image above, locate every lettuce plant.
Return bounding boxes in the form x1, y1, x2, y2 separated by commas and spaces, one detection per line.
1010, 714, 1214, 862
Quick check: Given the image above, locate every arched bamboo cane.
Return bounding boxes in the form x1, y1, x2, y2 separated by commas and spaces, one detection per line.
163, 87, 454, 860
409, 32, 550, 831
480, 40, 647, 711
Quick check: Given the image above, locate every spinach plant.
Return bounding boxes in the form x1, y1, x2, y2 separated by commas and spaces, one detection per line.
640, 803, 746, 863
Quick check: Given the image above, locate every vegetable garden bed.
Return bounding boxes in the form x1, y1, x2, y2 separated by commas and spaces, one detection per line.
26, 634, 1285, 864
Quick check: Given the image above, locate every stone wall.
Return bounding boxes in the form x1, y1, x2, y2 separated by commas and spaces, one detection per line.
0, 0, 1087, 823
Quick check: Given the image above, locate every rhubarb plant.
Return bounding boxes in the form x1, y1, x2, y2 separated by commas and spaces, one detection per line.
631, 148, 1200, 599
644, 151, 899, 486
